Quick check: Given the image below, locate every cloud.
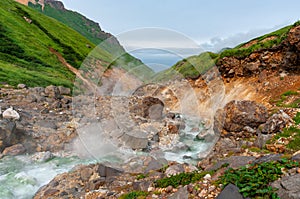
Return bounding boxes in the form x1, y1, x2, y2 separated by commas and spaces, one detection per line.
199, 24, 287, 52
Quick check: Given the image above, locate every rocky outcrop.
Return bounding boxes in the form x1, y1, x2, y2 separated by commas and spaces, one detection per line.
217, 25, 300, 79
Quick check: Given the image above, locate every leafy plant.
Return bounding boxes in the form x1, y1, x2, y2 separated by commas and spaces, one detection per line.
119, 191, 148, 199
219, 159, 299, 198
154, 171, 213, 188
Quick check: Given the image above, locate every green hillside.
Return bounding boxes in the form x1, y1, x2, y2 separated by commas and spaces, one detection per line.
0, 0, 153, 88
155, 21, 300, 80
29, 0, 154, 79
0, 0, 109, 88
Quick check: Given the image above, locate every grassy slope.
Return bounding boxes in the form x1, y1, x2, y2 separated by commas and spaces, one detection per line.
0, 0, 115, 88
155, 21, 300, 80
29, 2, 155, 80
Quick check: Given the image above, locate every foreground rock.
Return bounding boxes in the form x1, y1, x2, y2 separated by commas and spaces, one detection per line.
272, 174, 300, 199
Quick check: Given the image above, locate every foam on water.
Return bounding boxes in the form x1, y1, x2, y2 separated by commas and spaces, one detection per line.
0, 155, 93, 199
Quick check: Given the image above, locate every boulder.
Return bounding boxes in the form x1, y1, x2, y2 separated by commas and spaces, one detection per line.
223, 100, 268, 132
0, 119, 16, 151
145, 158, 168, 172
142, 97, 164, 120
2, 107, 20, 120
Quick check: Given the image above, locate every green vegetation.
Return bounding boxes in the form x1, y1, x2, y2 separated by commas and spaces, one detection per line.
154, 171, 213, 188
268, 126, 300, 152
30, 1, 154, 80
219, 159, 299, 198
154, 52, 218, 80
0, 0, 153, 88
119, 191, 148, 199
272, 90, 300, 108
294, 112, 300, 125
136, 174, 148, 180
0, 0, 101, 87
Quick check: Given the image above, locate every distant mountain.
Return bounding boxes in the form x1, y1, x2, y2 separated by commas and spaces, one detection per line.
0, 0, 153, 88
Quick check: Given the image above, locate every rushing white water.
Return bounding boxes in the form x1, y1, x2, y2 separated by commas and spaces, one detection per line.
0, 115, 214, 199
0, 155, 94, 199
163, 116, 215, 164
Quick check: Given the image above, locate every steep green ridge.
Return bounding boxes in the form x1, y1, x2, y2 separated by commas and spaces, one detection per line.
29, 0, 154, 79
155, 21, 300, 80
0, 0, 153, 88
0, 0, 112, 88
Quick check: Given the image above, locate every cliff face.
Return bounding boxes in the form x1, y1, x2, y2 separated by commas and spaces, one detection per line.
217, 25, 300, 79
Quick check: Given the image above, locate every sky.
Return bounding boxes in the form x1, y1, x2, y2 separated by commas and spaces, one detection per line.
60, 0, 300, 70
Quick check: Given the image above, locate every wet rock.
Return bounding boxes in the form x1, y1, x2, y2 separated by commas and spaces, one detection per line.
259, 110, 291, 134
97, 164, 123, 178
223, 100, 268, 132
31, 151, 53, 162
165, 164, 184, 177
216, 183, 243, 199
196, 129, 216, 142
121, 130, 149, 150
272, 174, 300, 199
2, 107, 20, 120
3, 144, 26, 156
213, 108, 225, 137
145, 158, 168, 172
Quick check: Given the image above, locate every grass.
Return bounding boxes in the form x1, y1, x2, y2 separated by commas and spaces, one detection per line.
29, 1, 154, 81
218, 158, 299, 198
271, 90, 300, 108
0, 0, 153, 89
0, 0, 99, 88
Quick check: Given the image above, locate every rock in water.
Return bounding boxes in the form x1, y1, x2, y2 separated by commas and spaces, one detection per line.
223, 100, 268, 132
2, 107, 20, 120
3, 144, 26, 156
121, 130, 149, 150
